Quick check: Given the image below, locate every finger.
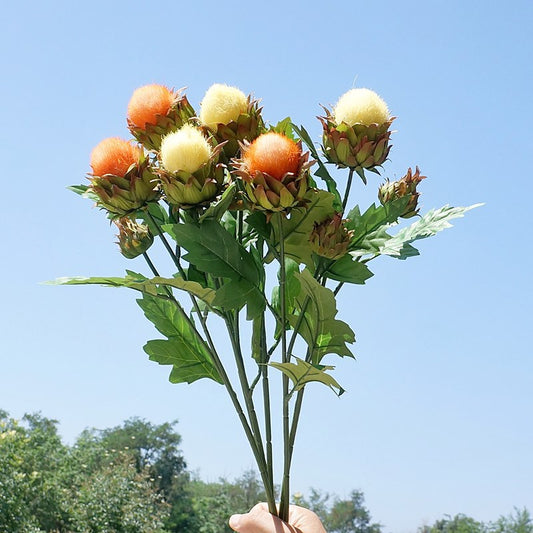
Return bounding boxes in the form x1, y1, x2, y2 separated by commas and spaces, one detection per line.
229, 504, 301, 533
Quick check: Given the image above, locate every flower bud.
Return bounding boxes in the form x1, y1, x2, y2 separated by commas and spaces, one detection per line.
333, 88, 390, 127
115, 217, 154, 259
232, 132, 312, 214
127, 85, 196, 151
199, 84, 265, 158
320, 88, 394, 176
90, 137, 142, 177
158, 125, 225, 208
310, 213, 353, 260
378, 166, 426, 218
160, 124, 212, 174
200, 84, 248, 129
89, 138, 159, 216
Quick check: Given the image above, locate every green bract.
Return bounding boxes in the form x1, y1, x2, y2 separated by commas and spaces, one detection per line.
88, 153, 159, 217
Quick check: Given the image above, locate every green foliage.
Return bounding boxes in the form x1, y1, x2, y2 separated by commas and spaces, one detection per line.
270, 358, 345, 396
138, 293, 222, 384
165, 219, 265, 319
271, 190, 337, 267
294, 488, 383, 533
419, 508, 533, 533
381, 204, 482, 259
288, 269, 355, 364
292, 124, 343, 210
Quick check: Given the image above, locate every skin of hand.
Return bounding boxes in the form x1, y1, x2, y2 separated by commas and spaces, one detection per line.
229, 503, 327, 533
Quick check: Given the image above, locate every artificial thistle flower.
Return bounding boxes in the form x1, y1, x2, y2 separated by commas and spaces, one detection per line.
199, 83, 265, 158
320, 88, 394, 180
232, 132, 312, 215
88, 137, 159, 216
310, 213, 354, 260
158, 124, 226, 208
114, 217, 154, 259
127, 84, 195, 151
378, 166, 426, 218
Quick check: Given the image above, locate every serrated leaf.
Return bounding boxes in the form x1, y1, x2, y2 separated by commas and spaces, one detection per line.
346, 198, 411, 253
49, 273, 216, 306
270, 358, 344, 396
138, 294, 222, 384
325, 255, 374, 284
381, 204, 482, 259
199, 183, 237, 222
271, 190, 337, 266
165, 220, 261, 284
212, 277, 265, 320
292, 124, 342, 210
288, 269, 355, 363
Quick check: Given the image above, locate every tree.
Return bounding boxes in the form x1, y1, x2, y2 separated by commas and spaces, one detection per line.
294, 488, 383, 533
491, 508, 533, 533
0, 411, 171, 533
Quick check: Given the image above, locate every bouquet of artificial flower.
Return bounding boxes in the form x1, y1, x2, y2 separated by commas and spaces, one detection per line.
57, 82, 478, 521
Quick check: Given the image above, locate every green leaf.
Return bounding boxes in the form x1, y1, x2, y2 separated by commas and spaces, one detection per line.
271, 190, 337, 266
246, 211, 271, 240
270, 117, 296, 140
270, 358, 345, 396
346, 198, 411, 252
138, 202, 170, 236
50, 273, 216, 307
292, 124, 342, 210
138, 294, 222, 385
199, 183, 237, 222
288, 269, 355, 363
381, 204, 483, 259
165, 220, 261, 284
325, 255, 374, 284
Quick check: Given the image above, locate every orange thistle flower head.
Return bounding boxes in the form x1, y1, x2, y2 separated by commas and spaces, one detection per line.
243, 132, 301, 181
90, 137, 142, 177
127, 84, 174, 130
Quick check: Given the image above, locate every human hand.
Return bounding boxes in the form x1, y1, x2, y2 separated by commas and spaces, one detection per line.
229, 502, 327, 533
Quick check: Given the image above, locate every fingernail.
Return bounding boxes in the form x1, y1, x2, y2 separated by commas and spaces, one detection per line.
229, 514, 242, 529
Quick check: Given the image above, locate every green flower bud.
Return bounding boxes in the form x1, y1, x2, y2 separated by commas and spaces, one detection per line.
115, 217, 154, 259
310, 213, 353, 260
378, 166, 426, 218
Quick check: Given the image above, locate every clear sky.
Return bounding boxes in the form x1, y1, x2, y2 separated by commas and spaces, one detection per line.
1, 1, 531, 531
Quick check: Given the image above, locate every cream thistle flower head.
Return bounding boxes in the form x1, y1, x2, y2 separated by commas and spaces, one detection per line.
200, 83, 248, 129
160, 124, 213, 174
333, 88, 390, 127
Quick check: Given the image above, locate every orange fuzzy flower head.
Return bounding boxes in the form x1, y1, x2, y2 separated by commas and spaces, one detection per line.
243, 132, 301, 181
90, 138, 142, 177
127, 84, 174, 129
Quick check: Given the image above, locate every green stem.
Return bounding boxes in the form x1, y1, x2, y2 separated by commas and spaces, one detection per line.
277, 214, 291, 522
260, 316, 274, 494
225, 313, 277, 514
342, 168, 355, 212
334, 281, 345, 296
143, 221, 278, 513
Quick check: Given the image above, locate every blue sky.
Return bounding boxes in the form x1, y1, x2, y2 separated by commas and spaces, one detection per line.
1, 0, 532, 531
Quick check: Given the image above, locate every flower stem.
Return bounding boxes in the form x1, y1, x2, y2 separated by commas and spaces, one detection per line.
144, 217, 278, 513
277, 213, 291, 522
342, 168, 355, 212
225, 313, 277, 514
260, 316, 274, 494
